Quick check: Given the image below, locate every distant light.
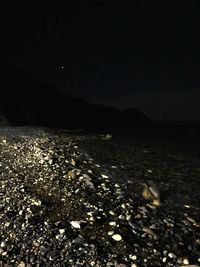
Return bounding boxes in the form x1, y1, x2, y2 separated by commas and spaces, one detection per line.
61, 65, 64, 69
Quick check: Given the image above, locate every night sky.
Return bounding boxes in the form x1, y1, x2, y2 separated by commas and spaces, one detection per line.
1, 1, 200, 121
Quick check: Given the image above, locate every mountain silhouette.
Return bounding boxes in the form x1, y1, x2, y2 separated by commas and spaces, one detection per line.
0, 62, 150, 130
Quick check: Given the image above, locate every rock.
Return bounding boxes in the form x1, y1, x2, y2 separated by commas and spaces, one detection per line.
100, 133, 113, 140
108, 231, 114, 236
101, 174, 109, 179
0, 241, 6, 248
68, 170, 76, 178
112, 234, 122, 241
71, 159, 76, 166
109, 221, 116, 226
129, 255, 137, 260
18, 262, 26, 267
85, 179, 94, 189
59, 229, 65, 234
152, 199, 161, 206
70, 221, 81, 229
142, 181, 161, 206
168, 252, 176, 258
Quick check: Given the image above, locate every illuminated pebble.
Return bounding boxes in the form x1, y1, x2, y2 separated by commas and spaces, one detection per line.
109, 210, 115, 215
152, 199, 161, 206
108, 231, 114, 236
31, 199, 41, 206
70, 221, 81, 229
129, 255, 137, 260
101, 174, 109, 179
0, 242, 5, 248
18, 262, 26, 267
168, 253, 176, 258
111, 165, 117, 169
19, 210, 23, 215
162, 257, 167, 263
26, 208, 32, 214
109, 221, 116, 226
112, 234, 122, 241
59, 229, 65, 234
71, 159, 76, 166
182, 258, 189, 265
126, 215, 131, 221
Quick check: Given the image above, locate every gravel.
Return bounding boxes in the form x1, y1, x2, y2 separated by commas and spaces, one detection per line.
0, 128, 200, 266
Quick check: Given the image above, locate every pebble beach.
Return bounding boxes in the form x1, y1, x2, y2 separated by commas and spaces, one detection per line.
0, 128, 200, 267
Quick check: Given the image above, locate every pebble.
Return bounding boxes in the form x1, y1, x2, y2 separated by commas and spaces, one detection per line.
109, 210, 115, 215
168, 252, 176, 258
182, 258, 189, 265
129, 255, 137, 260
59, 229, 65, 234
111, 165, 117, 169
101, 174, 109, 179
71, 158, 76, 166
95, 164, 100, 167
109, 221, 116, 226
0, 242, 6, 248
112, 234, 122, 241
70, 221, 81, 229
108, 231, 114, 236
18, 262, 26, 267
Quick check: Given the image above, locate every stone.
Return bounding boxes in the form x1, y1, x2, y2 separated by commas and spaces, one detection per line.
112, 234, 122, 241
129, 255, 137, 260
182, 258, 189, 265
70, 221, 81, 229
109, 221, 116, 226
101, 174, 109, 179
18, 262, 26, 267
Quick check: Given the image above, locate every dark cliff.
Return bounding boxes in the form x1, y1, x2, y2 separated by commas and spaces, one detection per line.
0, 62, 150, 130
